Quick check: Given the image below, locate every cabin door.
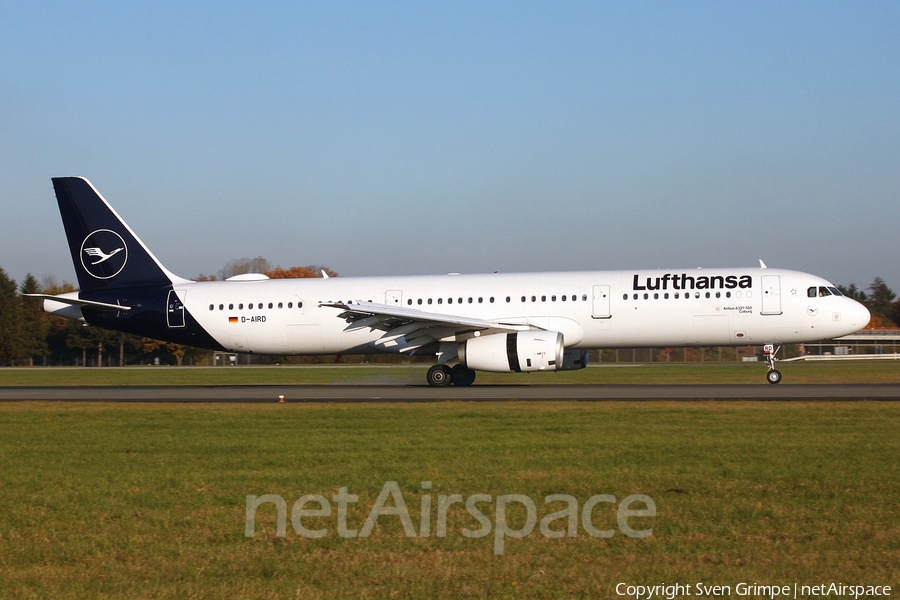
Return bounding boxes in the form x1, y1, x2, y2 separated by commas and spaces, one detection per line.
761, 275, 782, 315
166, 290, 186, 328
592, 285, 611, 319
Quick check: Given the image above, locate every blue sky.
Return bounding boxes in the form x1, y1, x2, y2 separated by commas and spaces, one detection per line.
2, 1, 898, 292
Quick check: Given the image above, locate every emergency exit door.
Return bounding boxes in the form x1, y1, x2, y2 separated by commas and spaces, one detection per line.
385, 290, 403, 306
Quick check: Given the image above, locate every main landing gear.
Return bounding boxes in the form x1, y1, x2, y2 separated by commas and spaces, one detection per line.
426, 364, 477, 387
763, 344, 782, 384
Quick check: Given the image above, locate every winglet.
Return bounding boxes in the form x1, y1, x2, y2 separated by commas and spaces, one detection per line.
759, 259, 768, 269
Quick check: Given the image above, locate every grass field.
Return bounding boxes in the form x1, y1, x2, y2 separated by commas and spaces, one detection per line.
1, 400, 898, 598
1, 360, 900, 386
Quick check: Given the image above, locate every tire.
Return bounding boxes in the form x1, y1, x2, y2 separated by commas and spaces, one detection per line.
427, 364, 453, 387
451, 364, 477, 386
766, 369, 782, 384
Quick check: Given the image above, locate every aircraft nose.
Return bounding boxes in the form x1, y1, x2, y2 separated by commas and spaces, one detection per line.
848, 299, 871, 330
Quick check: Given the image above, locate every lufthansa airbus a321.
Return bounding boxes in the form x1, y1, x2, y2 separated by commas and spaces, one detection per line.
30, 177, 870, 386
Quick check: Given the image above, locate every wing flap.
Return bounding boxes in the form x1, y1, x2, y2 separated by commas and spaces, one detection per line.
320, 300, 534, 352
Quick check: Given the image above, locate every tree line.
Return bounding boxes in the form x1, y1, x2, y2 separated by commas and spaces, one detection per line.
0, 262, 898, 366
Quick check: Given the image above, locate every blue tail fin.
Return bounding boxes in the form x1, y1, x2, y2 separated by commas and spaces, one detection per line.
52, 177, 185, 292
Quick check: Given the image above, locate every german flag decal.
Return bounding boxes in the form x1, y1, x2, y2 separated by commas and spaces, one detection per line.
229, 316, 238, 323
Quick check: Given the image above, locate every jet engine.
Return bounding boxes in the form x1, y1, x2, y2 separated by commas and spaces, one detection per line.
559, 348, 590, 371
459, 331, 565, 373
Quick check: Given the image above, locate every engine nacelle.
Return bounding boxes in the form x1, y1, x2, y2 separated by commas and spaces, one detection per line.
559, 348, 589, 371
460, 331, 565, 373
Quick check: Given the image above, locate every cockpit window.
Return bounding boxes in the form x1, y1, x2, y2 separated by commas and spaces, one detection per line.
810, 286, 844, 298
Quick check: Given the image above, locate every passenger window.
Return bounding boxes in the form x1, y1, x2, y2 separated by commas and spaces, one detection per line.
278, 302, 283, 309
209, 304, 214, 311
288, 302, 293, 308
541, 295, 546, 302
643, 293, 648, 300
228, 304, 234, 310
623, 294, 628, 300
582, 294, 587, 301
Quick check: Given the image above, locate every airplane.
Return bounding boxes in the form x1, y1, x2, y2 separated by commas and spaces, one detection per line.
29, 177, 870, 386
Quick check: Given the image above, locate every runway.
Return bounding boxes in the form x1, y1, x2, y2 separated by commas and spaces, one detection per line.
1, 383, 899, 402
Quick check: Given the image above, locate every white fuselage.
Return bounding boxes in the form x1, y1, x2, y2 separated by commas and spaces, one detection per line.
180, 267, 869, 355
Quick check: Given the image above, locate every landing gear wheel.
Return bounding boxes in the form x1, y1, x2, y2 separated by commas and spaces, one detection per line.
762, 344, 783, 385
427, 364, 453, 387
451, 364, 477, 386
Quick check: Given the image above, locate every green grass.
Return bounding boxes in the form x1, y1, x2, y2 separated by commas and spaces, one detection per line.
0, 401, 898, 598
1, 360, 899, 386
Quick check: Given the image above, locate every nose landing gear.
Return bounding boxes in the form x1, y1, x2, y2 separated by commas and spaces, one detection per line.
763, 344, 782, 384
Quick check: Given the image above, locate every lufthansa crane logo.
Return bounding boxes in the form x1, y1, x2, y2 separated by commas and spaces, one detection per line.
80, 229, 128, 279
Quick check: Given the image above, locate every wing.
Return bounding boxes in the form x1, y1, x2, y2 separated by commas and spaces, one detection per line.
320, 300, 533, 353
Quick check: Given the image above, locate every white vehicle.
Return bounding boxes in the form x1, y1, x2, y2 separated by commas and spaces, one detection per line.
32, 177, 870, 386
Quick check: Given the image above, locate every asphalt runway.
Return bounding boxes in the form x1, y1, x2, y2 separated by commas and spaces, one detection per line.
1, 383, 898, 402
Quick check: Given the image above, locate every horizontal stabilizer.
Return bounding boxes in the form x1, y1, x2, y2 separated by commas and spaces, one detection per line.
24, 293, 132, 312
